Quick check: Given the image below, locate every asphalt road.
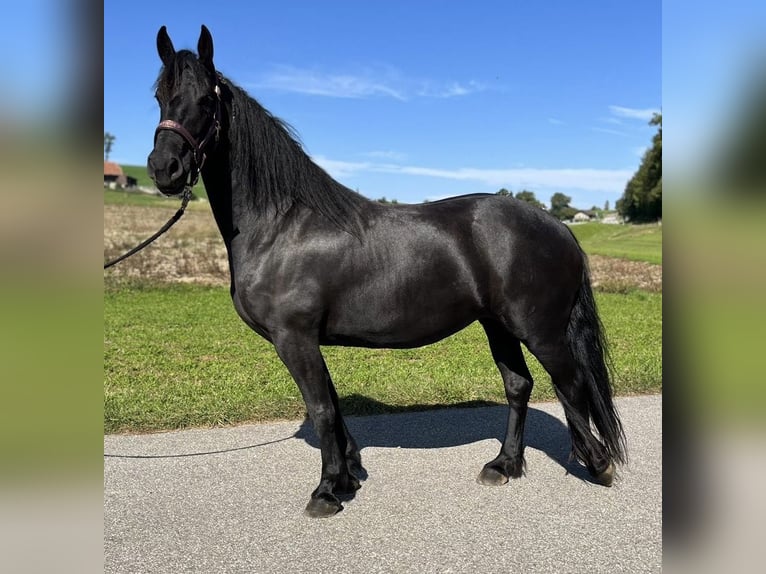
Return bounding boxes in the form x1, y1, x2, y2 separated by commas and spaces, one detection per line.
104, 394, 661, 573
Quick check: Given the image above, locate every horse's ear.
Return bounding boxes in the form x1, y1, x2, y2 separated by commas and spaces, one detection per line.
198, 25, 215, 72
156, 26, 175, 66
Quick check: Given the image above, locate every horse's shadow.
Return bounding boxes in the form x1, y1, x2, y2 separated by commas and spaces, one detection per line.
293, 394, 593, 486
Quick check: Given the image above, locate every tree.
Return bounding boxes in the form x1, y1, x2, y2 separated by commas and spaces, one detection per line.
616, 114, 662, 222
104, 132, 116, 161
717, 68, 766, 191
514, 189, 545, 210
604, 200, 610, 212
496, 188, 512, 197
549, 192, 577, 220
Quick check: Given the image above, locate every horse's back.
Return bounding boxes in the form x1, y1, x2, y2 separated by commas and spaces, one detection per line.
395, 194, 582, 278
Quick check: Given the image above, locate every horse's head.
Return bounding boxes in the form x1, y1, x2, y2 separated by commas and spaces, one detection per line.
148, 25, 221, 196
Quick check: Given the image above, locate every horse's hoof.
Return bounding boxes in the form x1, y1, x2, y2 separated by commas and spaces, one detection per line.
304, 494, 342, 518
477, 466, 509, 486
593, 462, 615, 487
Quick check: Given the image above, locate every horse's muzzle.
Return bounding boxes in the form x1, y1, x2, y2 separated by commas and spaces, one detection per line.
147, 148, 188, 196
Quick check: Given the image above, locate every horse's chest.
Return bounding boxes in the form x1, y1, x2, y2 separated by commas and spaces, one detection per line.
230, 284, 275, 342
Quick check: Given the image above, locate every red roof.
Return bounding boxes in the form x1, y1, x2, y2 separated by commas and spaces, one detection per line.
104, 161, 123, 177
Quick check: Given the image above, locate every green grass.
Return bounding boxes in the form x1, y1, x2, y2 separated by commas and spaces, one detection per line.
104, 207, 662, 433
104, 284, 661, 433
569, 222, 662, 264
104, 189, 185, 208
110, 164, 208, 199
121, 164, 155, 188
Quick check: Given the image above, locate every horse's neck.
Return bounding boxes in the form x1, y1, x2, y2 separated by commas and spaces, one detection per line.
200, 158, 240, 249
201, 150, 286, 250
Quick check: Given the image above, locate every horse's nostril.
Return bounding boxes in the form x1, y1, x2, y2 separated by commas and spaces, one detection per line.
169, 158, 182, 179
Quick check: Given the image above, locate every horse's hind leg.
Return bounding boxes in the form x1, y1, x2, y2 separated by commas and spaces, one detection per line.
477, 319, 533, 486
325, 364, 365, 482
526, 337, 614, 485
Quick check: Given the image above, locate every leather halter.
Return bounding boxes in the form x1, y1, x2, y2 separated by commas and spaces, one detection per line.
154, 80, 222, 188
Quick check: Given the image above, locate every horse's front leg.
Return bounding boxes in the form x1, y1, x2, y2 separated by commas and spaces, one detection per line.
273, 332, 357, 517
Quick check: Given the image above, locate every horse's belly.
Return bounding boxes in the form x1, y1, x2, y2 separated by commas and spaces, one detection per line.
322, 288, 480, 349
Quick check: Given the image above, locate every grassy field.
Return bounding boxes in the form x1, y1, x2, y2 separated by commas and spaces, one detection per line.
121, 164, 155, 188
114, 164, 208, 198
104, 189, 187, 208
104, 284, 661, 433
569, 222, 662, 264
104, 195, 662, 433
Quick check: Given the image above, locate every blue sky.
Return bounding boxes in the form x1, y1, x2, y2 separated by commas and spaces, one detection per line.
105, 1, 660, 207
1, 1, 73, 118
663, 1, 766, 180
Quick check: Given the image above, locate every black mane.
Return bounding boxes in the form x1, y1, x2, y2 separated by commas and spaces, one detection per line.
156, 51, 368, 235
222, 77, 368, 234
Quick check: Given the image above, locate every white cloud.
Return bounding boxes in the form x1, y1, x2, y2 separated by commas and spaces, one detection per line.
312, 155, 631, 193
396, 166, 632, 192
361, 150, 408, 161
253, 65, 484, 100
548, 117, 565, 125
252, 65, 405, 100
313, 157, 374, 179
591, 126, 628, 137
417, 80, 486, 98
609, 105, 661, 121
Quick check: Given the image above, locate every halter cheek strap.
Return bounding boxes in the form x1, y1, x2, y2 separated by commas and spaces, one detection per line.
154, 82, 222, 187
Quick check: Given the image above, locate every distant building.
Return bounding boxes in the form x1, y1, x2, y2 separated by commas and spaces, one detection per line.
104, 161, 137, 189
573, 211, 591, 222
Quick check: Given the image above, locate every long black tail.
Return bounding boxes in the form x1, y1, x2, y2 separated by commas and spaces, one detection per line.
565, 259, 627, 465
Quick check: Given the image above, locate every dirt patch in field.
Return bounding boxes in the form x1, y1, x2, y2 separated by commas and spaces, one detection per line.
103, 204, 230, 286
103, 204, 662, 292
588, 255, 662, 293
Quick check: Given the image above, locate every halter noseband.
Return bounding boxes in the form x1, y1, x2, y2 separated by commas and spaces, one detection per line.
154, 79, 222, 188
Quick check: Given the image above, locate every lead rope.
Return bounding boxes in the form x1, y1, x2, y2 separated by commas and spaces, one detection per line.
103, 186, 192, 269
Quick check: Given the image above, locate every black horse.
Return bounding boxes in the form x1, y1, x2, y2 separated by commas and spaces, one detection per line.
148, 25, 626, 518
